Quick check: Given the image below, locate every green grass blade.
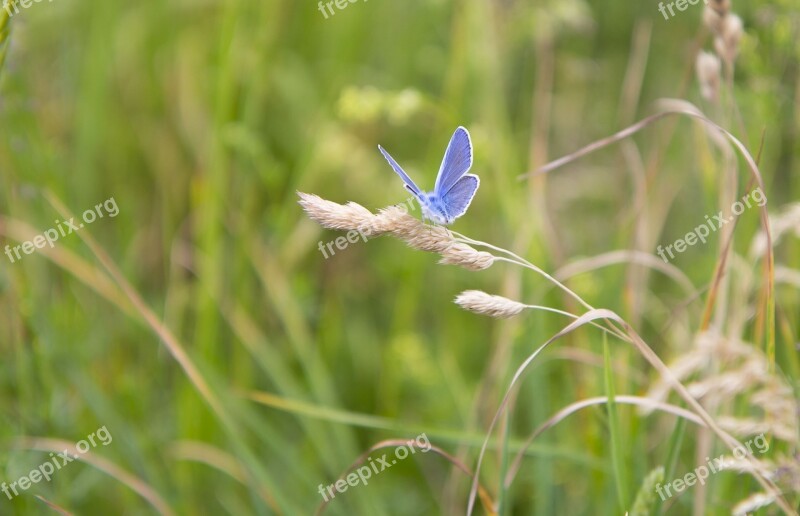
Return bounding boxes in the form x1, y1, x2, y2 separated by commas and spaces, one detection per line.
654, 416, 687, 515
604, 334, 630, 511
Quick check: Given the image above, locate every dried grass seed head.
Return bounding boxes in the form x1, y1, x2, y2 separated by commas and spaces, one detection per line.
703, 4, 727, 35
299, 192, 495, 270
715, 14, 744, 63
438, 244, 494, 271
455, 290, 526, 319
696, 51, 722, 101
298, 192, 382, 236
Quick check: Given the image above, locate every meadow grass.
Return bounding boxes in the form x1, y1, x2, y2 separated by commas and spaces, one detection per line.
1, 0, 799, 514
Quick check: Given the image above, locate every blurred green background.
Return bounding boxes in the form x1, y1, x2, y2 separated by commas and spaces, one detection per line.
1, 0, 798, 514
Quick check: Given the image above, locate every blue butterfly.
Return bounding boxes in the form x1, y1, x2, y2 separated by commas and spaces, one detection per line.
378, 126, 479, 225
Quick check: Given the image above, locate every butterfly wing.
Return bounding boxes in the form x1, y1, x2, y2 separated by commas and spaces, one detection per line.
378, 145, 423, 198
442, 174, 479, 221
434, 126, 473, 195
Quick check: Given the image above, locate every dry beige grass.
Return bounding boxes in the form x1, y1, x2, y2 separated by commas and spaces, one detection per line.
298, 192, 494, 270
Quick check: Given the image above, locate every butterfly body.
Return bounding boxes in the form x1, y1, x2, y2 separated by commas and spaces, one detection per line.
419, 192, 453, 226
378, 126, 479, 226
